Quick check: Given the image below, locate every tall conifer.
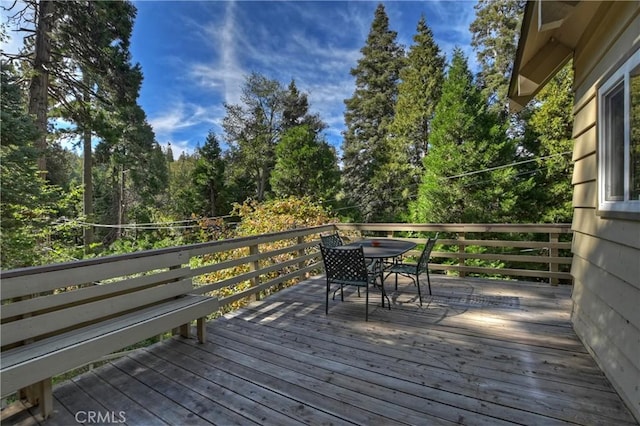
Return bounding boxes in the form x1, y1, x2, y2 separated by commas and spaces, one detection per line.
341, 3, 404, 221
411, 49, 522, 223
388, 15, 445, 218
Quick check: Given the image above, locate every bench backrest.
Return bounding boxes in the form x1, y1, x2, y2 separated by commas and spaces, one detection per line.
1, 251, 195, 349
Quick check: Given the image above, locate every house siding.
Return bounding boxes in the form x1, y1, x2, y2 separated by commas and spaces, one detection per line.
570, 2, 640, 420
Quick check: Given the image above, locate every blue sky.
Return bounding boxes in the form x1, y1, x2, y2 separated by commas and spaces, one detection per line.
2, 1, 479, 158
130, 1, 479, 158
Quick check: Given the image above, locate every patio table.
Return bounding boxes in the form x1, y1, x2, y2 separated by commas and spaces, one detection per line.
341, 239, 417, 307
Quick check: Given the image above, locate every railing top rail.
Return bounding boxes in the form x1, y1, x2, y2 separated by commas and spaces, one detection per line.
0, 223, 572, 279
0, 224, 335, 279
336, 223, 573, 233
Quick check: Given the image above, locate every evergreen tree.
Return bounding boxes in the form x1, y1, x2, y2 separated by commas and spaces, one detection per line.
470, 0, 525, 111
165, 143, 175, 163
167, 153, 199, 218
282, 79, 325, 133
388, 14, 445, 217
270, 125, 340, 202
193, 132, 227, 217
522, 65, 575, 222
0, 64, 54, 267
341, 3, 404, 221
5, 0, 143, 250
92, 104, 168, 244
411, 49, 524, 223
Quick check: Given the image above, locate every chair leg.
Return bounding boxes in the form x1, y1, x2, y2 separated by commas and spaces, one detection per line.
416, 274, 423, 306
426, 269, 432, 295
326, 280, 330, 315
365, 285, 369, 321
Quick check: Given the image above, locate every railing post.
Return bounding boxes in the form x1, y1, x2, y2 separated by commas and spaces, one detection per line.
249, 244, 261, 300
549, 232, 559, 286
458, 232, 466, 278
297, 235, 307, 280
169, 264, 188, 337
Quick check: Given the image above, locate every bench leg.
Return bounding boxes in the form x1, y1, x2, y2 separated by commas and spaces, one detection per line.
21, 378, 53, 419
179, 323, 190, 339
197, 317, 206, 343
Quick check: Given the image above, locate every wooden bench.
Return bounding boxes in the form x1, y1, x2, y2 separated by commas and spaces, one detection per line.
0, 251, 219, 419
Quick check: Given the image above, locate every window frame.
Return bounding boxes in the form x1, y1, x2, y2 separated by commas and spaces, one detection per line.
597, 48, 640, 217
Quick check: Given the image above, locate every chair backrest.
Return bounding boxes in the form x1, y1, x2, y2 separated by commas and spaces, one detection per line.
320, 245, 368, 283
320, 232, 344, 248
417, 233, 439, 273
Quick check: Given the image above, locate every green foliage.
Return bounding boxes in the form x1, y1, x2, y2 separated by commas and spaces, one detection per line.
411, 49, 527, 224
193, 131, 228, 216
341, 4, 405, 222
270, 125, 340, 202
387, 15, 445, 220
223, 73, 286, 202
523, 64, 575, 222
470, 0, 525, 110
167, 153, 200, 218
390, 14, 445, 171
282, 79, 325, 133
0, 65, 81, 268
224, 73, 325, 203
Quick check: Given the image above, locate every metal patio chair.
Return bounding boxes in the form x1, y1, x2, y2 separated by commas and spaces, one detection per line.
320, 232, 344, 248
320, 245, 385, 321
386, 234, 438, 306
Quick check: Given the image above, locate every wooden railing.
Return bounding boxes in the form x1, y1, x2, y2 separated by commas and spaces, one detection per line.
0, 223, 573, 318
336, 223, 573, 285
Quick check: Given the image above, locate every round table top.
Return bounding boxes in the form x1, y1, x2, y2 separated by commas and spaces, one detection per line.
343, 239, 416, 259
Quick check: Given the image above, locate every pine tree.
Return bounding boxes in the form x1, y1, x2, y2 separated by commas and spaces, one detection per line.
0, 64, 51, 267
282, 79, 325, 133
523, 65, 574, 222
411, 49, 522, 223
470, 0, 525, 111
341, 3, 404, 222
5, 0, 143, 250
388, 14, 445, 217
193, 132, 227, 217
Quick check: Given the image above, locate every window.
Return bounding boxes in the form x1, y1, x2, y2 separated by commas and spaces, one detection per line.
598, 49, 640, 215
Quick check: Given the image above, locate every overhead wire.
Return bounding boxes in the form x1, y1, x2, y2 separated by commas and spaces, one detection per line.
58, 151, 571, 229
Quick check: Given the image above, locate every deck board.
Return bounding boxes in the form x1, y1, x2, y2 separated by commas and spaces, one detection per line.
6, 275, 638, 425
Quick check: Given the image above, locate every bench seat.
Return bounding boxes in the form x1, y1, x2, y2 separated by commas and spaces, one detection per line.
1, 294, 219, 396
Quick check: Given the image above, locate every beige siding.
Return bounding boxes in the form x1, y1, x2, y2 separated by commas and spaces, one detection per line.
572, 183, 596, 209
573, 3, 640, 97
571, 152, 596, 185
570, 2, 640, 420
572, 121, 596, 161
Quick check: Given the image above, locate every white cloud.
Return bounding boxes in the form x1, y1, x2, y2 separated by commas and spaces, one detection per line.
149, 101, 223, 144
139, 1, 479, 156
160, 139, 193, 160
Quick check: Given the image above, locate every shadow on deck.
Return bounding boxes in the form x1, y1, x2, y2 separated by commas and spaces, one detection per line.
7, 275, 638, 425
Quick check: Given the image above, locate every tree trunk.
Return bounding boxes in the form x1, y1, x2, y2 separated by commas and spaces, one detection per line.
28, 0, 54, 174
82, 73, 93, 253
210, 186, 216, 217
118, 164, 126, 239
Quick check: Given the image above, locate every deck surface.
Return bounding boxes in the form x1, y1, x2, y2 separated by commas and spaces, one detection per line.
7, 274, 638, 425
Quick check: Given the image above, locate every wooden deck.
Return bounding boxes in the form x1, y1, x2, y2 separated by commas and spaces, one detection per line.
6, 274, 638, 425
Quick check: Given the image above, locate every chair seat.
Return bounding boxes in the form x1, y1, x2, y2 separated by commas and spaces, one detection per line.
387, 263, 417, 275
331, 278, 370, 287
